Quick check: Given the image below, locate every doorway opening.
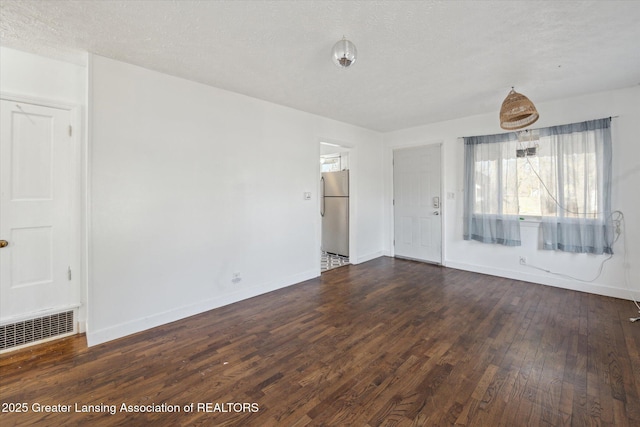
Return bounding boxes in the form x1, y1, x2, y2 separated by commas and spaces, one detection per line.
320, 142, 350, 272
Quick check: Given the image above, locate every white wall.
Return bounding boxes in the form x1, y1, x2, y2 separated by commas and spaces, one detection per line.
384, 86, 640, 302
0, 47, 86, 104
0, 46, 88, 330
88, 55, 384, 345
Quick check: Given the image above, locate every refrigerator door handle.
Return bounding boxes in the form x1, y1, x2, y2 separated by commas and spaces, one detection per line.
320, 177, 325, 217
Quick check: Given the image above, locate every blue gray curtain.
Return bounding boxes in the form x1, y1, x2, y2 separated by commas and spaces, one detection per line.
538, 118, 613, 254
463, 132, 522, 246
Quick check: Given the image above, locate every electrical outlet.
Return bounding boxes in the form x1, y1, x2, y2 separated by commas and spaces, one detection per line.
519, 256, 527, 265
232, 272, 241, 283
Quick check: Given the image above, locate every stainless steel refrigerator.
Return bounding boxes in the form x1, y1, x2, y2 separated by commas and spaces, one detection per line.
321, 170, 349, 257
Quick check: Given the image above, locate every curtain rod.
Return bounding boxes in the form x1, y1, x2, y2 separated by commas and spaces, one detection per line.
459, 116, 619, 139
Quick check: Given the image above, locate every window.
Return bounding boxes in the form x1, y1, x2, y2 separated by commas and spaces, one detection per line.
320, 153, 349, 173
320, 156, 341, 172
517, 155, 545, 216
463, 118, 612, 254
516, 137, 600, 219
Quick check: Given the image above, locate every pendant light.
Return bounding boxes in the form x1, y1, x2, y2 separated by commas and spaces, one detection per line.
499, 87, 539, 130
332, 37, 357, 69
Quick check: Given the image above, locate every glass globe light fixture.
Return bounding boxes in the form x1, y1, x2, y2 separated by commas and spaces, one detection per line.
332, 37, 357, 69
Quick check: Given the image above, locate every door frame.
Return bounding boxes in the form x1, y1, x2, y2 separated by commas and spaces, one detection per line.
389, 142, 444, 264
317, 138, 356, 274
0, 92, 83, 328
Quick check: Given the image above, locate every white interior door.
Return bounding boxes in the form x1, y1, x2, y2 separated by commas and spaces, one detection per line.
0, 99, 78, 322
393, 144, 442, 263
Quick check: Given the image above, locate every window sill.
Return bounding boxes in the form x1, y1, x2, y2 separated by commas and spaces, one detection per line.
518, 217, 541, 227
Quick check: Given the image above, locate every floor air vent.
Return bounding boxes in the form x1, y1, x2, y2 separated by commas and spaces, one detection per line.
1, 311, 74, 351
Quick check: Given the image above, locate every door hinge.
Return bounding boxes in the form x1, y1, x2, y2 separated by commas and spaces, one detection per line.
393, 239, 395, 246
393, 199, 395, 206
68, 266, 72, 281
68, 125, 73, 137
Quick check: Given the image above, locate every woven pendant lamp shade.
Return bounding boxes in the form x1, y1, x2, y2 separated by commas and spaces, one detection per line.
499, 88, 539, 130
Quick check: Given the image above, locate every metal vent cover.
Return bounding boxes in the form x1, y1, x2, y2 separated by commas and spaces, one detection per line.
0, 311, 74, 351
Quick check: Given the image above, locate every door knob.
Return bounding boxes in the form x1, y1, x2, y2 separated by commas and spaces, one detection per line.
433, 211, 440, 215
0, 240, 8, 248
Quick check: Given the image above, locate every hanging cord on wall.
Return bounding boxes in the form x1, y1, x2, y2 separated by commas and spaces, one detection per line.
516, 135, 639, 319
522, 210, 621, 283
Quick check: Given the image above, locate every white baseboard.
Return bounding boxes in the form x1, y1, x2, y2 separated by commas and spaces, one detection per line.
354, 251, 385, 265
445, 260, 640, 302
86, 269, 318, 346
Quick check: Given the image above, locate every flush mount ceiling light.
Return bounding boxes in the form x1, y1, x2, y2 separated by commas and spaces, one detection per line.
331, 37, 357, 69
499, 87, 539, 130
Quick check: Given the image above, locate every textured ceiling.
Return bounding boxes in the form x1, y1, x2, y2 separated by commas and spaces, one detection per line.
1, 0, 639, 132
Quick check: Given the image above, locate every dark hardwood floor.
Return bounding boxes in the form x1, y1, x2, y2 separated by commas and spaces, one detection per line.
1, 257, 639, 426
